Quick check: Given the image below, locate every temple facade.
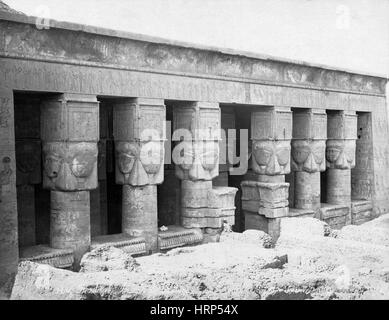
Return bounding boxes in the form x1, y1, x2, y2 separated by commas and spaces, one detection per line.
1, 11, 389, 297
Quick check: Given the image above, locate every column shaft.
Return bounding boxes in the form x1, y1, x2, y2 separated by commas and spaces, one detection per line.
50, 191, 90, 267
326, 168, 351, 204
122, 185, 158, 253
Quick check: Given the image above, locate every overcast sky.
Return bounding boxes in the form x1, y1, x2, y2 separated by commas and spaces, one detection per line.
4, 0, 389, 77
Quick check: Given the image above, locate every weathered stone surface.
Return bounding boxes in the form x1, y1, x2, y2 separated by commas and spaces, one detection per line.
326, 169, 351, 204
122, 185, 158, 253
158, 226, 203, 250
42, 142, 98, 191
50, 191, 91, 267
41, 94, 99, 143
19, 245, 74, 269
351, 113, 374, 201
319, 204, 351, 229
294, 171, 321, 210
91, 234, 147, 256
173, 102, 221, 181
113, 98, 166, 186
0, 143, 18, 299
80, 246, 139, 273
351, 200, 373, 225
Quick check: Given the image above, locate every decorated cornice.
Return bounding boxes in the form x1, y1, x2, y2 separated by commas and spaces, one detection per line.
0, 12, 387, 95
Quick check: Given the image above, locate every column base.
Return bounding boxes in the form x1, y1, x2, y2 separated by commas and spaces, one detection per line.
91, 233, 147, 256
244, 211, 282, 241
351, 200, 373, 225
158, 225, 203, 250
19, 245, 74, 269
122, 185, 158, 254
319, 203, 351, 229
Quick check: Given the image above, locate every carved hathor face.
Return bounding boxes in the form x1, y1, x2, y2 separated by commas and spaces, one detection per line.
174, 140, 219, 180
326, 139, 356, 169
291, 140, 326, 173
252, 140, 290, 175
115, 141, 164, 186
42, 142, 98, 191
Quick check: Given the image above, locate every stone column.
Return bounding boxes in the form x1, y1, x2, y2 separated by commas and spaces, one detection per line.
173, 102, 237, 242
113, 98, 166, 253
41, 93, 99, 267
291, 109, 327, 212
242, 107, 292, 239
326, 111, 357, 205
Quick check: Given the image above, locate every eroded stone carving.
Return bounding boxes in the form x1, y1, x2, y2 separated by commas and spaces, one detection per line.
113, 98, 166, 187
252, 140, 290, 175
115, 140, 164, 186
173, 102, 221, 181
326, 139, 356, 169
291, 140, 326, 173
42, 142, 98, 191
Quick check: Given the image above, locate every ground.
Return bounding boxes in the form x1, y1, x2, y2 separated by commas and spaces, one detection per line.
11, 215, 389, 300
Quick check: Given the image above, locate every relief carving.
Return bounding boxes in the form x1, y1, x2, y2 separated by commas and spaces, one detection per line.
42, 142, 98, 191
175, 140, 219, 181
326, 139, 356, 170
251, 140, 290, 175
291, 140, 326, 173
115, 140, 164, 186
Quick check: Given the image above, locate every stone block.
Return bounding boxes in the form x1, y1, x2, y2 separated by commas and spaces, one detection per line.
181, 180, 212, 208
158, 226, 203, 250
319, 203, 351, 229
19, 245, 74, 269
91, 234, 147, 256
41, 94, 99, 142
241, 180, 289, 209
251, 107, 292, 141
244, 211, 281, 241
351, 200, 373, 225
113, 98, 166, 142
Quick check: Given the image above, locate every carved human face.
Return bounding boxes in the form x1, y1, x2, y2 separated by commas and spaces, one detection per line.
252, 140, 290, 175
70, 149, 97, 178
139, 141, 164, 174
115, 141, 164, 186
116, 142, 137, 174
42, 142, 98, 191
43, 151, 62, 179
174, 140, 219, 180
291, 140, 326, 173
326, 139, 356, 169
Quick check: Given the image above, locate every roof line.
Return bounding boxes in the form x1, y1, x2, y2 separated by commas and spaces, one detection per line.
0, 10, 388, 80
